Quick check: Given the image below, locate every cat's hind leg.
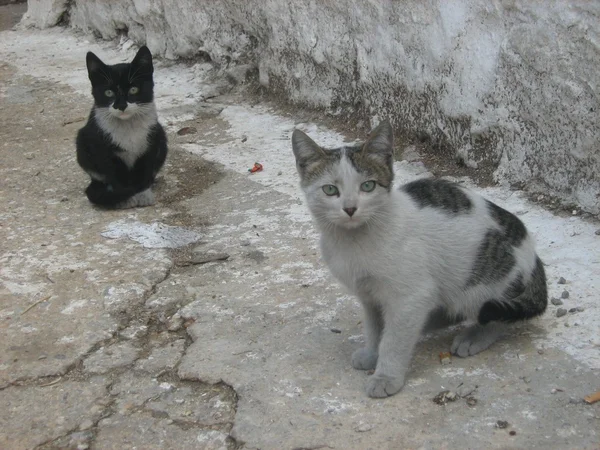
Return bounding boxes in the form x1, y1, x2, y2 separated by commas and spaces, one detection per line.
452, 257, 547, 357
116, 188, 155, 209
451, 322, 506, 357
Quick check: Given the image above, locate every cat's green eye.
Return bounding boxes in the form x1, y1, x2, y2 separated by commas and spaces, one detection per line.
104, 89, 115, 97
322, 185, 339, 196
360, 180, 377, 192
129, 86, 139, 95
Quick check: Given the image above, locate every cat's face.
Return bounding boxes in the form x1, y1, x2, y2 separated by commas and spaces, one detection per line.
292, 121, 395, 230
86, 46, 154, 120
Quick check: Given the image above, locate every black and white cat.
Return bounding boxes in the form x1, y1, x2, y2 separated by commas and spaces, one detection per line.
76, 46, 167, 208
292, 121, 547, 398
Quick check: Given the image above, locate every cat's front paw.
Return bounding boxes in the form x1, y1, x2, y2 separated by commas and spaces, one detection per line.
365, 373, 405, 398
351, 348, 378, 370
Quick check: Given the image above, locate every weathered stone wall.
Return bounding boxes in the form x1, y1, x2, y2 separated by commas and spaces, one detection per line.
22, 0, 600, 213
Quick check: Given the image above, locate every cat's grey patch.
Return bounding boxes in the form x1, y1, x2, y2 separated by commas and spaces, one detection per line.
291, 129, 340, 186
451, 322, 506, 357
478, 256, 547, 324
345, 145, 394, 191
402, 179, 472, 215
503, 273, 525, 299
486, 200, 527, 246
292, 121, 394, 189
466, 229, 515, 287
246, 250, 267, 263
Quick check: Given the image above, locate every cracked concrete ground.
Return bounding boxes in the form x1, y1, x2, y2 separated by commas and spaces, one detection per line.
1, 11, 599, 450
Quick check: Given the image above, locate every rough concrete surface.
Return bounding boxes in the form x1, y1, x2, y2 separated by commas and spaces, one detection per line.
19, 0, 600, 215
1, 15, 599, 450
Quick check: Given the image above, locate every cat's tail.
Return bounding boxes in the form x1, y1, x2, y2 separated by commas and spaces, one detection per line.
85, 180, 140, 207
478, 256, 548, 324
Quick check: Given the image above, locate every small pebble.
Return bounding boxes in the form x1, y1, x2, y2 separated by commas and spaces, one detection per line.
466, 397, 478, 407
537, 349, 544, 355
509, 430, 517, 436
551, 298, 563, 306
595, 229, 600, 236
561, 290, 570, 299
457, 384, 476, 397
330, 328, 342, 334
556, 308, 567, 318
558, 277, 567, 284
521, 376, 531, 384
355, 423, 374, 432
241, 135, 248, 143
495, 420, 509, 429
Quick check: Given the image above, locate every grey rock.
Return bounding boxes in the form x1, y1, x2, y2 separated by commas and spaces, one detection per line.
558, 277, 567, 284
166, 313, 184, 331
120, 323, 148, 340
95, 413, 229, 450
146, 385, 235, 426
83, 342, 140, 374
0, 379, 107, 449
556, 308, 568, 318
551, 298, 564, 306
561, 290, 570, 299
135, 339, 186, 375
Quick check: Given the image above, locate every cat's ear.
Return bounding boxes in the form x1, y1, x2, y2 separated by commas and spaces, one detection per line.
131, 46, 154, 74
363, 120, 394, 157
292, 129, 325, 165
86, 52, 107, 80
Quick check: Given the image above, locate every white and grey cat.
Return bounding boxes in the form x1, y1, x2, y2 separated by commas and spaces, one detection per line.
291, 121, 547, 398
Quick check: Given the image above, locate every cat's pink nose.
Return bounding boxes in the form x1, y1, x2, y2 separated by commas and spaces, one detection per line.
343, 207, 357, 217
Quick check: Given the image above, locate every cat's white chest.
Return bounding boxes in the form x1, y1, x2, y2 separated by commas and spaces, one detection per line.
321, 235, 371, 291
108, 124, 150, 168
95, 105, 157, 169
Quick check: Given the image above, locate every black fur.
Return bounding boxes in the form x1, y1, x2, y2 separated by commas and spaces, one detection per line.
76, 46, 167, 207
478, 257, 547, 324
402, 179, 472, 215
486, 200, 527, 246
466, 229, 516, 287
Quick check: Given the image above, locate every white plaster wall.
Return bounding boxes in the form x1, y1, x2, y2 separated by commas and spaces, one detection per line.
22, 0, 600, 213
